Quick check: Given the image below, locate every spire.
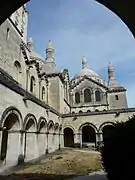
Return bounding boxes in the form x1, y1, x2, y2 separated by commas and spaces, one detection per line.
82, 56, 87, 69
108, 61, 119, 88
108, 61, 115, 80
27, 37, 34, 51
45, 40, 54, 63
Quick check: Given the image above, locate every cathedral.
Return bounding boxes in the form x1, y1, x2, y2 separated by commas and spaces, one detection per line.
0, 4, 135, 168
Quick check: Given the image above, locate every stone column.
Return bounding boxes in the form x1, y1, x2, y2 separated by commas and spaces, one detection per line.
79, 133, 82, 148
18, 130, 25, 164
60, 133, 64, 148
80, 92, 84, 105
98, 132, 103, 142
96, 132, 103, 148
46, 132, 49, 154
95, 133, 100, 147
35, 132, 39, 158
91, 91, 95, 104
0, 129, 3, 155
74, 133, 81, 148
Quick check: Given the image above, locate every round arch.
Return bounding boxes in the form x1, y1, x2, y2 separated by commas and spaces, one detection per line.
63, 125, 75, 134
23, 114, 37, 132
99, 121, 115, 133
99, 122, 115, 142
0, 107, 22, 163
1, 106, 23, 130
64, 127, 74, 147
47, 120, 54, 132
79, 122, 98, 133
37, 117, 47, 132
80, 123, 97, 146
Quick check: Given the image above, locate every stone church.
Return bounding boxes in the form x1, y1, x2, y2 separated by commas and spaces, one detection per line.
0, 4, 135, 168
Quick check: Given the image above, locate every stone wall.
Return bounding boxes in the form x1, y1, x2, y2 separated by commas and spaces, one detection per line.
0, 82, 63, 166
62, 110, 135, 147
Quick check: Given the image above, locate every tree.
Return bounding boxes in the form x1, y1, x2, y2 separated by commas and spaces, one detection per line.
101, 115, 135, 180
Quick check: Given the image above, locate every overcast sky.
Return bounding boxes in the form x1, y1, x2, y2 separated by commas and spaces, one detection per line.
27, 0, 135, 107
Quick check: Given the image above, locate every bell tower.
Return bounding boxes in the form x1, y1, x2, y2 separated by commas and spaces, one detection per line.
107, 61, 128, 109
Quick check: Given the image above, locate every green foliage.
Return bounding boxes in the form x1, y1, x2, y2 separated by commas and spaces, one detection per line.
101, 115, 135, 180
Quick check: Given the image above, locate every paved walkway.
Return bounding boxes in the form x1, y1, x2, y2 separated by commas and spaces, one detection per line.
73, 171, 108, 180
74, 149, 100, 154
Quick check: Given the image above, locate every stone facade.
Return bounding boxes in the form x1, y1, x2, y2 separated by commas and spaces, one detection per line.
0, 5, 135, 169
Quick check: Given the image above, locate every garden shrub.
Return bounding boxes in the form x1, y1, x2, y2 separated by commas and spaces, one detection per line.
101, 115, 135, 180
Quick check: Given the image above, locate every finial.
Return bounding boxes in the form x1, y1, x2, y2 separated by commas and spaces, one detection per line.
46, 39, 54, 50
82, 56, 87, 69
108, 61, 114, 70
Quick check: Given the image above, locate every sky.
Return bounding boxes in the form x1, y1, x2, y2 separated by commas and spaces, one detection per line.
27, 0, 135, 107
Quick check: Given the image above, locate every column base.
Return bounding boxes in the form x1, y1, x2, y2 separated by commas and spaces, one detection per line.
18, 154, 24, 165
46, 148, 48, 154
74, 143, 81, 148
58, 144, 60, 150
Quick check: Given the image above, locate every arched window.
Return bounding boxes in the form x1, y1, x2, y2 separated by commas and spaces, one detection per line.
84, 89, 91, 103
87, 110, 91, 113
79, 110, 83, 113
95, 90, 101, 102
14, 61, 21, 82
14, 61, 21, 73
30, 76, 35, 93
42, 86, 45, 100
75, 92, 80, 104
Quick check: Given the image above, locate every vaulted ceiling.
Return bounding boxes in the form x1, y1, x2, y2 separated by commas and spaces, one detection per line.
0, 0, 135, 37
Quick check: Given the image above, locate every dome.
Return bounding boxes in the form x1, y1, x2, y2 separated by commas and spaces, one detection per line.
74, 67, 99, 79
73, 56, 99, 79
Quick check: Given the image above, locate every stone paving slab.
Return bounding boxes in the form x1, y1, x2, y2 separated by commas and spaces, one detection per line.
72, 171, 108, 180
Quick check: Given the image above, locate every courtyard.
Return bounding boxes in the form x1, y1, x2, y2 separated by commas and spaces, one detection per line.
0, 148, 103, 180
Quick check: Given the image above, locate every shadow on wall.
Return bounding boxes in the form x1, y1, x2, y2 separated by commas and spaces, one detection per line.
101, 115, 135, 180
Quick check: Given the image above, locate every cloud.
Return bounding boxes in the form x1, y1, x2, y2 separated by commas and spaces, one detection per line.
27, 0, 135, 107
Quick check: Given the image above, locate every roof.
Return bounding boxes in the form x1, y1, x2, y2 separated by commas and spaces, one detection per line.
30, 50, 43, 61
41, 62, 60, 75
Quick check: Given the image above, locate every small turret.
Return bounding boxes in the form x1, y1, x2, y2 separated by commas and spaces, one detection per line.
107, 61, 128, 109
45, 40, 54, 63
108, 61, 119, 88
